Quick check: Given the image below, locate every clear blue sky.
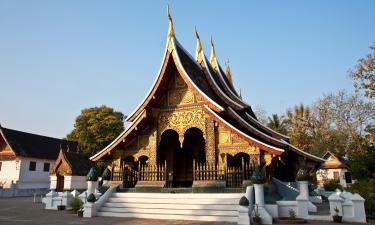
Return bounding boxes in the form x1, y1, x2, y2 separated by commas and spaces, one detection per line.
0, 0, 374, 138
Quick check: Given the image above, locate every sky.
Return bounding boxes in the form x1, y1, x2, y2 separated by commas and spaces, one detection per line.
0, 0, 374, 138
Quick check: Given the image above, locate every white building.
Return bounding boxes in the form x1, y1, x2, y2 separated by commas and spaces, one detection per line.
316, 151, 353, 188
50, 148, 91, 191
0, 125, 77, 195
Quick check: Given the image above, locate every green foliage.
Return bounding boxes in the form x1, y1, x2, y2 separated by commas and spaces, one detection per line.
323, 180, 342, 191
286, 104, 314, 153
87, 167, 99, 181
348, 146, 375, 180
288, 208, 296, 219
350, 44, 375, 99
334, 206, 340, 215
283, 91, 375, 157
251, 165, 265, 184
239, 196, 249, 206
101, 168, 111, 181
346, 179, 375, 219
365, 200, 375, 219
87, 193, 96, 203
67, 105, 124, 156
252, 204, 261, 224
267, 114, 288, 135
296, 168, 309, 181
69, 197, 83, 212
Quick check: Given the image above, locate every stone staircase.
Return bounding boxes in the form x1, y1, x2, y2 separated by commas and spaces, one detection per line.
96, 192, 243, 222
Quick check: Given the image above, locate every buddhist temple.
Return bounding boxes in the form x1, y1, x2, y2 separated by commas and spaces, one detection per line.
90, 7, 324, 188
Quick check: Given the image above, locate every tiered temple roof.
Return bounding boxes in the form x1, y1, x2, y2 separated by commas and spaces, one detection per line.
91, 7, 324, 163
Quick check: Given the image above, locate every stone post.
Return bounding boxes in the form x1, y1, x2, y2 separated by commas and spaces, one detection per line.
83, 202, 96, 218
253, 184, 273, 224
61, 191, 73, 207
254, 184, 265, 206
87, 181, 97, 196
238, 186, 253, 225
86, 166, 99, 196
44, 190, 58, 210
246, 185, 254, 212
347, 194, 366, 223
296, 181, 310, 218
328, 193, 343, 216
298, 181, 309, 199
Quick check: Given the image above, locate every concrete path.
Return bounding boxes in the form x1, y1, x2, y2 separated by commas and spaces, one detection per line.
0, 197, 371, 225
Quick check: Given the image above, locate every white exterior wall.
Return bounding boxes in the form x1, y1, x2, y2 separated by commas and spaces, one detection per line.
17, 157, 55, 189
317, 168, 351, 187
0, 159, 20, 188
50, 175, 57, 190
64, 176, 87, 190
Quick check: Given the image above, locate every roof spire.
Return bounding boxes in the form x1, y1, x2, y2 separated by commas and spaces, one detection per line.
195, 27, 203, 61
239, 88, 242, 99
225, 60, 233, 84
167, 4, 175, 39
210, 34, 218, 68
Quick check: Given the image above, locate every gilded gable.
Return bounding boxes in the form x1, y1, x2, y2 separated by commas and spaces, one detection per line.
157, 71, 199, 108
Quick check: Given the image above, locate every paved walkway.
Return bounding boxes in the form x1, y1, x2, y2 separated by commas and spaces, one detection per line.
0, 197, 371, 225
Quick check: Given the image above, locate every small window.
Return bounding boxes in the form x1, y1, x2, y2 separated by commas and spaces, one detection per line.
0, 162, 2, 171
43, 163, 50, 172
29, 161, 36, 171
333, 171, 339, 181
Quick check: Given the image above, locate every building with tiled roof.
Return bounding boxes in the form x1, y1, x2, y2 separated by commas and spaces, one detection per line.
0, 125, 76, 190
90, 8, 325, 188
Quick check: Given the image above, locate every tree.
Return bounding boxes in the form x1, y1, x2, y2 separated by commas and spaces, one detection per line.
67, 105, 125, 156
267, 114, 288, 135
350, 43, 375, 98
286, 104, 314, 152
311, 91, 375, 155
254, 105, 268, 125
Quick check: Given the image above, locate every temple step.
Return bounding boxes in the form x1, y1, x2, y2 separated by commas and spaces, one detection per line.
97, 192, 242, 222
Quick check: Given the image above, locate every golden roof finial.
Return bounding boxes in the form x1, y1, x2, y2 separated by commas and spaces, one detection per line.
195, 27, 202, 53
210, 34, 218, 67
167, 4, 174, 39
225, 60, 233, 84
195, 27, 203, 61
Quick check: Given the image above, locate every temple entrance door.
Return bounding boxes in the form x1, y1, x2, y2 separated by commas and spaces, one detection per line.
176, 128, 206, 187
56, 174, 64, 192
157, 129, 181, 186
226, 153, 251, 187
121, 156, 137, 188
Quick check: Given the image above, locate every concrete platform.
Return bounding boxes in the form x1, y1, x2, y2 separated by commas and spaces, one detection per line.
0, 197, 371, 225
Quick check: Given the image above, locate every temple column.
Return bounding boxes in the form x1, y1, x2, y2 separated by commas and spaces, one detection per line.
205, 119, 216, 164
149, 129, 157, 166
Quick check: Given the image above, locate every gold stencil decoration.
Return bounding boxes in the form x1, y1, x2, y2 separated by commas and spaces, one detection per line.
231, 133, 246, 144
218, 131, 230, 144
158, 109, 206, 137
168, 89, 195, 106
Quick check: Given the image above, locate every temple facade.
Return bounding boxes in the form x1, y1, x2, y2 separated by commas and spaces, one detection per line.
90, 9, 324, 188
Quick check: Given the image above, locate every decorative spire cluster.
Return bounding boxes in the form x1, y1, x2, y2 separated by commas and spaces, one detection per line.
210, 34, 218, 68
167, 5, 234, 83
225, 61, 233, 84
195, 27, 203, 62
167, 4, 174, 39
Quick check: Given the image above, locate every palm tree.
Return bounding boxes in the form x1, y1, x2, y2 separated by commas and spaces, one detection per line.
286, 104, 313, 150
267, 114, 288, 135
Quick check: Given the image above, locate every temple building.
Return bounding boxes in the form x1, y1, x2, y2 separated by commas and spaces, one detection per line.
0, 125, 76, 192
90, 8, 324, 188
